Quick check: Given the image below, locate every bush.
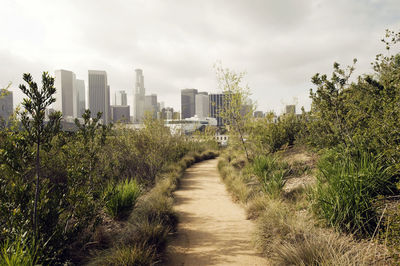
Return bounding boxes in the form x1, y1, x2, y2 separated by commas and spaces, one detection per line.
104, 179, 141, 220
312, 148, 396, 236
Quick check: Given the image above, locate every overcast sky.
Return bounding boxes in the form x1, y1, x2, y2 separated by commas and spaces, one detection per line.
1, 0, 399, 114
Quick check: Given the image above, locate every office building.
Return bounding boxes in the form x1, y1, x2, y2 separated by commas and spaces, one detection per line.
0, 89, 13, 123
181, 88, 198, 119
75, 79, 85, 118
88, 70, 110, 124
55, 70, 77, 118
115, 90, 127, 106
145, 94, 158, 119
111, 105, 130, 123
195, 92, 209, 118
209, 93, 226, 126
133, 69, 145, 122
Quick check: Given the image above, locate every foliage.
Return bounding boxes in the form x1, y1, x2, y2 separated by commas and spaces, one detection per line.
215, 63, 254, 160
18, 72, 62, 239
104, 179, 141, 219
312, 147, 396, 236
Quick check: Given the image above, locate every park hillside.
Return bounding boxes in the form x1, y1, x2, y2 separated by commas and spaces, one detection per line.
1, 30, 400, 265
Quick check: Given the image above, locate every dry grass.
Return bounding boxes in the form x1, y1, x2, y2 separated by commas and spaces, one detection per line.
217, 147, 392, 265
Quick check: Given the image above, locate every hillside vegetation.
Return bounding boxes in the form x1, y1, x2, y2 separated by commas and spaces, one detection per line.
218, 30, 400, 265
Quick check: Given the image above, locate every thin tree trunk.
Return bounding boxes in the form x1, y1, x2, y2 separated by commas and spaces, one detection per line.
33, 137, 40, 240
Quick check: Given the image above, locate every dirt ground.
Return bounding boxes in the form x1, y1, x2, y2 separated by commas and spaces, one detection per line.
165, 159, 268, 266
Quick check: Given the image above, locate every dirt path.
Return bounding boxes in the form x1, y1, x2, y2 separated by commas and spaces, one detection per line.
165, 159, 268, 266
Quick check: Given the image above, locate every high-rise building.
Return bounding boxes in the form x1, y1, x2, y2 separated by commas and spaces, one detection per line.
0, 89, 13, 123
115, 90, 127, 106
209, 93, 226, 126
111, 105, 130, 123
55, 70, 77, 118
75, 79, 85, 118
88, 70, 109, 124
181, 88, 198, 119
133, 69, 145, 123
145, 94, 158, 119
195, 92, 209, 118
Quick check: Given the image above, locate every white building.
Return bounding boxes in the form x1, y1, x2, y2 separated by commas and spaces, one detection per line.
133, 69, 145, 123
88, 70, 110, 124
115, 90, 127, 106
55, 70, 77, 118
195, 92, 209, 118
75, 79, 85, 118
165, 116, 217, 135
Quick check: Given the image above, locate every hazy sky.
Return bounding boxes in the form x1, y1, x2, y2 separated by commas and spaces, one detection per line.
1, 0, 399, 114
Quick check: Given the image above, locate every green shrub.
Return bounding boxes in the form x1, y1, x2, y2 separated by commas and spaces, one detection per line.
312, 148, 396, 236
104, 179, 141, 219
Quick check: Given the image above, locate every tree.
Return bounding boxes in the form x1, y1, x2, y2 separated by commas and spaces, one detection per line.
19, 72, 61, 239
215, 63, 254, 161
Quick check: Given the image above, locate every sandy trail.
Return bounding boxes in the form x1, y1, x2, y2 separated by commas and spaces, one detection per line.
165, 159, 268, 266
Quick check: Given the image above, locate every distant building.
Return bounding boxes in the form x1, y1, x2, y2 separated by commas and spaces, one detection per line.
111, 105, 130, 123
75, 79, 85, 118
144, 94, 158, 119
181, 88, 198, 119
285, 105, 296, 115
55, 69, 77, 118
195, 92, 209, 118
0, 89, 13, 123
115, 90, 127, 106
254, 111, 264, 118
88, 70, 110, 124
133, 69, 145, 123
209, 93, 226, 126
159, 107, 174, 120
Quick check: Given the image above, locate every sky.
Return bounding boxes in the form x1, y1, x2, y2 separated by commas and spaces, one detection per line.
1, 0, 399, 115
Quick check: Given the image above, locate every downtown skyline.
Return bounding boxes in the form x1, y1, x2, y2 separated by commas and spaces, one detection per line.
1, 0, 400, 114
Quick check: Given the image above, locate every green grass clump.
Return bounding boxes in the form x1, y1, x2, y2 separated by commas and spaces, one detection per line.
104, 179, 141, 219
252, 154, 288, 197
0, 236, 37, 266
312, 148, 396, 236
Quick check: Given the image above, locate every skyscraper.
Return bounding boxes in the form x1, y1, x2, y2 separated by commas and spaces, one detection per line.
0, 89, 13, 123
145, 94, 158, 119
115, 90, 127, 106
181, 88, 198, 119
75, 79, 85, 118
88, 70, 109, 124
133, 69, 145, 122
195, 92, 209, 118
55, 69, 77, 118
209, 93, 226, 126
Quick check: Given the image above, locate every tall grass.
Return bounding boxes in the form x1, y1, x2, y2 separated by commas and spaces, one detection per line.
252, 155, 287, 197
0, 236, 37, 266
104, 179, 141, 219
312, 148, 396, 236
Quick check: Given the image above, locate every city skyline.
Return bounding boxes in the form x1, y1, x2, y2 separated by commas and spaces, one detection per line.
1, 1, 400, 114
